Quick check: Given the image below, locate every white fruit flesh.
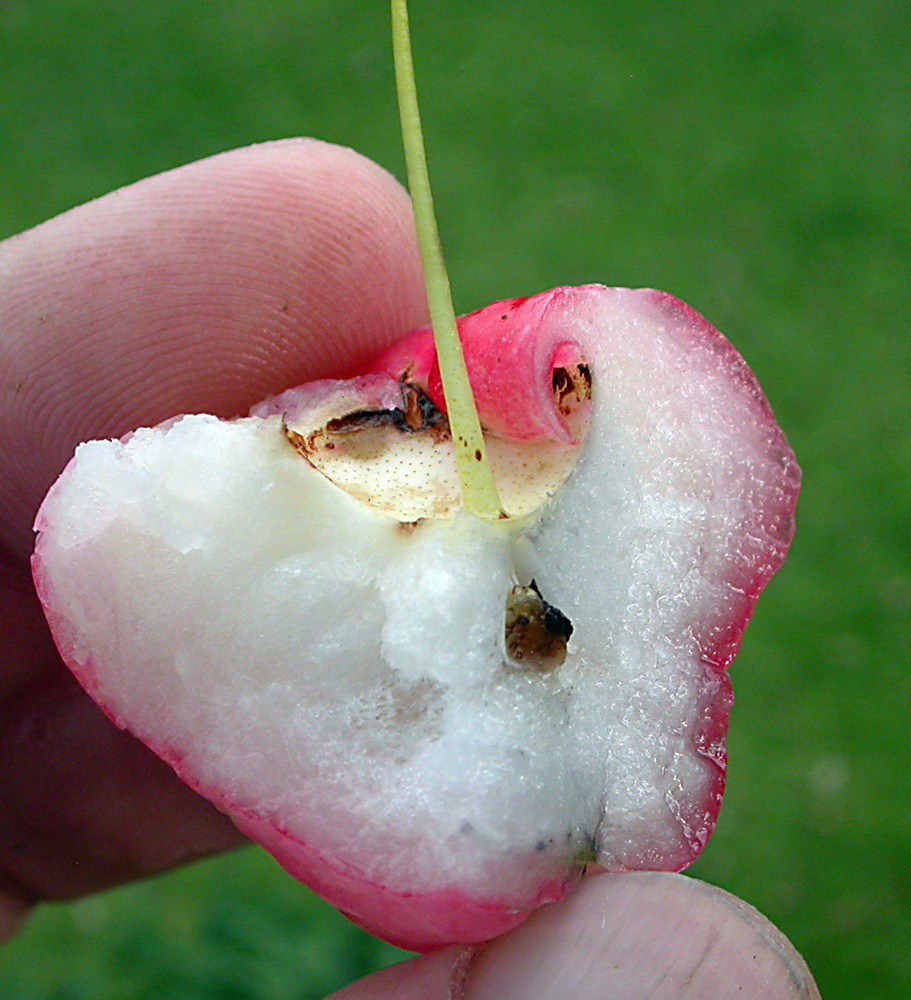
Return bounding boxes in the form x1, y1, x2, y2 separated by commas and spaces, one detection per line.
33, 286, 798, 926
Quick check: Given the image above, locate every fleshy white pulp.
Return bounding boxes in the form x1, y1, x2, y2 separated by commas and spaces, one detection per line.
33, 286, 799, 947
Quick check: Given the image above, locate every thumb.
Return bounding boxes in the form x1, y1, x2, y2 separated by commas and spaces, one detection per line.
329, 873, 820, 1000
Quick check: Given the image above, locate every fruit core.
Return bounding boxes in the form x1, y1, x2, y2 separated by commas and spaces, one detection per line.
255, 353, 591, 677
271, 357, 592, 525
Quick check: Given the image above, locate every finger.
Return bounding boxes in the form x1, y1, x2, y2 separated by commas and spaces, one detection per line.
0, 557, 58, 703
329, 873, 819, 1000
326, 946, 474, 1000
0, 889, 29, 945
0, 659, 250, 908
0, 139, 423, 928
0, 138, 426, 560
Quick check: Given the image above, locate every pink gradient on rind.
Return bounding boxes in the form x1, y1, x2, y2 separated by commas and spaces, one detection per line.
227, 809, 582, 953
375, 286, 800, 677
646, 288, 799, 674
154, 725, 583, 953
370, 285, 799, 881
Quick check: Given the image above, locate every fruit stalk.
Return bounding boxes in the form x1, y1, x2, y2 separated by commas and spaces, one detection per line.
391, 0, 504, 520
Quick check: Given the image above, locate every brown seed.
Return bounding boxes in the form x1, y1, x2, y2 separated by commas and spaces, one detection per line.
504, 581, 573, 673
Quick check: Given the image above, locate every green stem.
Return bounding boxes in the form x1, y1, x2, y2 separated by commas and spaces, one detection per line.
391, 0, 504, 520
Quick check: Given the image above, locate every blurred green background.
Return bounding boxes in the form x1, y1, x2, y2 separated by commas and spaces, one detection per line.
1, 0, 908, 996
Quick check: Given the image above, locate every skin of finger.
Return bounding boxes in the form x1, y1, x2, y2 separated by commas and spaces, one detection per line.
0, 139, 425, 931
319, 873, 819, 1000
326, 946, 474, 1000
0, 889, 30, 944
0, 560, 58, 703
458, 872, 820, 1000
0, 137, 427, 560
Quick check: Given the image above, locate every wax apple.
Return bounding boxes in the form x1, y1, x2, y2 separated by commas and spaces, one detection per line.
30, 0, 800, 955
32, 284, 799, 950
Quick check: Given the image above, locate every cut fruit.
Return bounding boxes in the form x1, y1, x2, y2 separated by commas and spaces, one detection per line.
32, 284, 800, 951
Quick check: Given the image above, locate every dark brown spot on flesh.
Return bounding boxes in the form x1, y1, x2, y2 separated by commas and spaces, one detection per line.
283, 424, 315, 461
552, 362, 593, 417
325, 409, 401, 434
283, 380, 450, 460
505, 580, 573, 673
323, 381, 446, 436
475, 449, 482, 461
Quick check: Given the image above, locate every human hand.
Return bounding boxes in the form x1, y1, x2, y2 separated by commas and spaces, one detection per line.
0, 141, 819, 998
331, 872, 820, 999
0, 138, 426, 937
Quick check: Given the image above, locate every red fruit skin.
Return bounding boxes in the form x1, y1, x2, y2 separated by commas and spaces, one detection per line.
371, 288, 591, 443
647, 289, 798, 673
379, 285, 798, 673
32, 285, 799, 953
228, 808, 582, 952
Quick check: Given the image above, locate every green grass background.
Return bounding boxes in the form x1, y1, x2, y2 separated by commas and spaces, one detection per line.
1, 0, 908, 996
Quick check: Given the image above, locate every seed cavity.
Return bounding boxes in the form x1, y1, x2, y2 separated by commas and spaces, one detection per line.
282, 379, 460, 521
552, 363, 592, 419
300, 381, 447, 440
505, 580, 573, 673
280, 369, 592, 522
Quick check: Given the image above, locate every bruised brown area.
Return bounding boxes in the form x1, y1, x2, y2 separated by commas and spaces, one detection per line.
325, 382, 445, 435
505, 581, 573, 673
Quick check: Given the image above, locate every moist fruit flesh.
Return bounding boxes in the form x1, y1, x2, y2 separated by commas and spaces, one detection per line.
32, 285, 800, 950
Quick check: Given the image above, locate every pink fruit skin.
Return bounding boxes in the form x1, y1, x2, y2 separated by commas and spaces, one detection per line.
378, 285, 798, 673
228, 809, 582, 952
32, 285, 799, 952
29, 567, 582, 953
372, 287, 591, 443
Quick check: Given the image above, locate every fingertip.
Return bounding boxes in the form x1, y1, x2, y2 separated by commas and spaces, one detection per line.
462, 873, 820, 1000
